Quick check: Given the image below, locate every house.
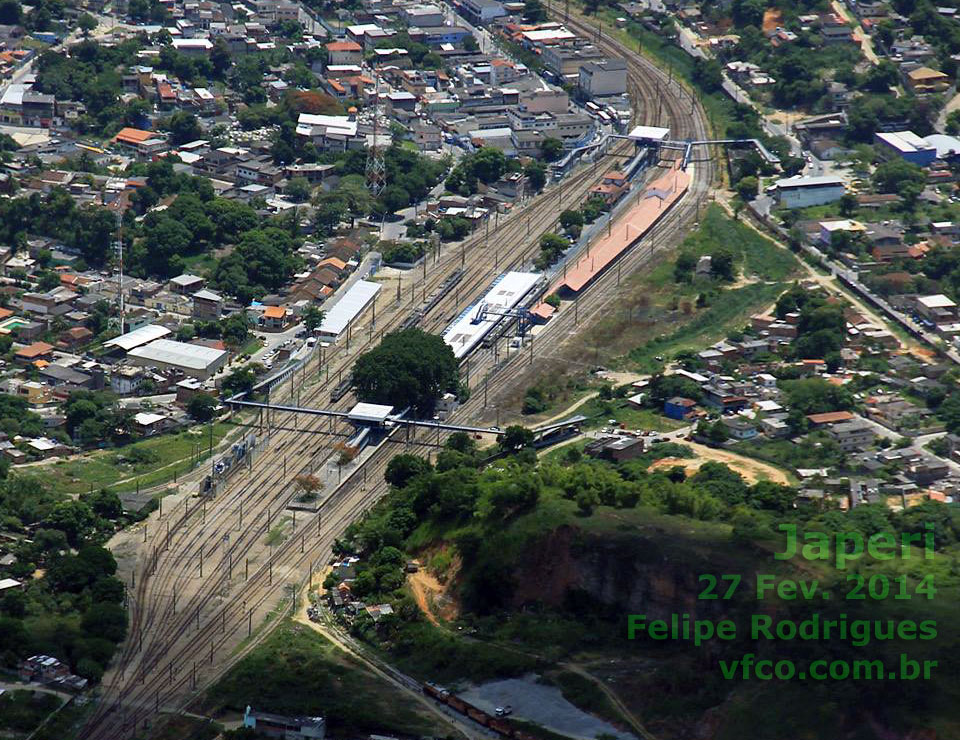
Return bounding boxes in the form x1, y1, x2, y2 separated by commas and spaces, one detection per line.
818, 219, 865, 246
722, 416, 758, 440
589, 171, 630, 205
112, 127, 168, 158
192, 289, 224, 320
827, 420, 875, 451
806, 410, 855, 426
111, 365, 146, 395
169, 273, 205, 294
15, 341, 54, 365
243, 707, 325, 739
22, 286, 78, 317
261, 305, 290, 331
760, 416, 790, 438
664, 396, 697, 420
134, 411, 172, 436
19, 655, 69, 683
774, 175, 846, 208
325, 40, 363, 66
906, 66, 951, 94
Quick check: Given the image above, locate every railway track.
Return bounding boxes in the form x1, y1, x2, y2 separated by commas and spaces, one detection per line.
80, 18, 715, 740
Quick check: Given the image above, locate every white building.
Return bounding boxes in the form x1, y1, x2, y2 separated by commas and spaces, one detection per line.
775, 175, 846, 209
127, 339, 228, 380
458, 0, 507, 24
578, 59, 627, 98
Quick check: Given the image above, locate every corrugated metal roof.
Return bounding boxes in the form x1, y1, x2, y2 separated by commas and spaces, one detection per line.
105, 324, 171, 352
128, 339, 226, 371
319, 280, 380, 337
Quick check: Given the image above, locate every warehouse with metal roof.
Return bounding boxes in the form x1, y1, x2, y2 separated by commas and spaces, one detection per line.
126, 339, 228, 379
104, 324, 172, 352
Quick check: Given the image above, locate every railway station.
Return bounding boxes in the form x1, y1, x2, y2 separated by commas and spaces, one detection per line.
443, 271, 543, 359
534, 163, 690, 312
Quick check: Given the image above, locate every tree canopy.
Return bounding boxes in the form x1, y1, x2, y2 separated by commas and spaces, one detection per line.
352, 329, 459, 415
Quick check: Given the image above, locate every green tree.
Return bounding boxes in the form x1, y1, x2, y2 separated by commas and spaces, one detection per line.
524, 160, 546, 192
540, 137, 564, 162
303, 305, 325, 332
167, 111, 202, 145
499, 425, 534, 452
187, 393, 218, 422
735, 176, 758, 200
385, 454, 433, 488
222, 366, 258, 397
352, 329, 459, 415
286, 176, 312, 203
78, 12, 97, 35
782, 377, 853, 415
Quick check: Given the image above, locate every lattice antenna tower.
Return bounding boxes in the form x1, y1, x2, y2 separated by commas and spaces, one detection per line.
365, 67, 386, 196
115, 207, 125, 335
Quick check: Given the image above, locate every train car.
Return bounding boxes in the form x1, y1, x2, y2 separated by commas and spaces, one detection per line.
329, 377, 353, 403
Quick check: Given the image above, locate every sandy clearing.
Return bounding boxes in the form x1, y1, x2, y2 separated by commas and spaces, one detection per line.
649, 441, 791, 484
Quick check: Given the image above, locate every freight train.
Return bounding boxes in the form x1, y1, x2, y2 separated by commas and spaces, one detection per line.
422, 683, 537, 739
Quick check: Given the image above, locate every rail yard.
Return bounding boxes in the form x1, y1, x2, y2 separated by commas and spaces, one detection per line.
78, 20, 714, 740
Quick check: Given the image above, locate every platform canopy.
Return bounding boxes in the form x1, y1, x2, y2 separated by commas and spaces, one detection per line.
627, 125, 670, 142
348, 402, 394, 424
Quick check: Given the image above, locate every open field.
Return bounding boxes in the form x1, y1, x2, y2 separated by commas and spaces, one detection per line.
16, 423, 234, 496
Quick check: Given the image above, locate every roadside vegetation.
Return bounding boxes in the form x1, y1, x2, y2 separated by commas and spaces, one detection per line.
204, 622, 457, 736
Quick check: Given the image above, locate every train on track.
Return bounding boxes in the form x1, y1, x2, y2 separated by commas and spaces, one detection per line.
423, 683, 538, 739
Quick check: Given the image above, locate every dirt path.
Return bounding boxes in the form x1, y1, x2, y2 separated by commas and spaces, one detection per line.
292, 597, 472, 738
649, 440, 791, 484
408, 569, 459, 626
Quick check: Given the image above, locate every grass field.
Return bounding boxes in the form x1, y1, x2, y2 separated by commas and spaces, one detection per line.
622, 205, 801, 371
577, 395, 686, 432
17, 422, 235, 496
205, 622, 456, 737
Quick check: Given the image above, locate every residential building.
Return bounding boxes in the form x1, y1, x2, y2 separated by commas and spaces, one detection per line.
542, 44, 605, 80
457, 0, 506, 25
827, 420, 875, 452
585, 435, 646, 461
915, 294, 958, 325
578, 58, 627, 98
905, 66, 951, 94
192, 289, 224, 320
664, 396, 697, 420
402, 4, 445, 26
